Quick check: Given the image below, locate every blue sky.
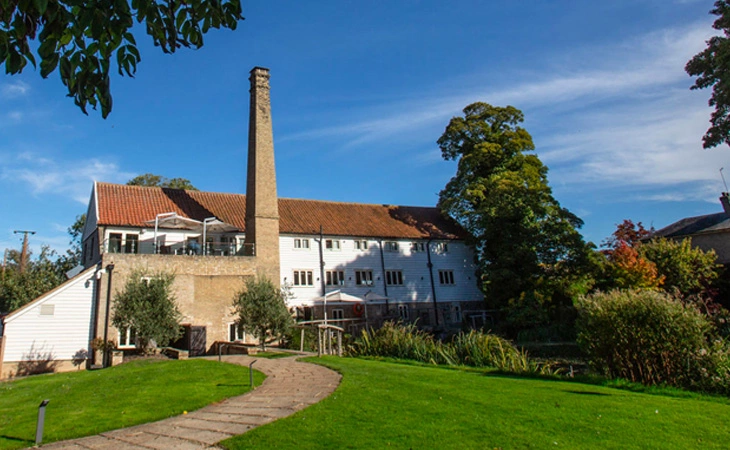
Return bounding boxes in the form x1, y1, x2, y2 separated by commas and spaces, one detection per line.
0, 0, 726, 255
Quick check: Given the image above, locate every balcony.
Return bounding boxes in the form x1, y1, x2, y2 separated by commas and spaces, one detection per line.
103, 238, 255, 257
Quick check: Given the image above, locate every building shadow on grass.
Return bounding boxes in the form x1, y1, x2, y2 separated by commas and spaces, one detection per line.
562, 390, 611, 396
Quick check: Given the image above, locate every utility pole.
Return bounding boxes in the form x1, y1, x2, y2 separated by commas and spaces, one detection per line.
1, 248, 7, 279
14, 230, 36, 274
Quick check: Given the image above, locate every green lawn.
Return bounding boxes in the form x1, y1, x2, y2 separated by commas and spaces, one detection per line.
222, 357, 730, 449
253, 351, 294, 359
0, 359, 264, 449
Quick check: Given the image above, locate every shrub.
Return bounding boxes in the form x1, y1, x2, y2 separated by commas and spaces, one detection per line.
281, 327, 319, 352
576, 289, 730, 394
640, 238, 719, 297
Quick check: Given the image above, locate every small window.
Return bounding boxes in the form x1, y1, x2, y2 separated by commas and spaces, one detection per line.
354, 270, 374, 286
385, 270, 404, 286
293, 270, 314, 286
118, 327, 137, 348
294, 238, 310, 249
229, 322, 244, 341
354, 240, 368, 250
325, 270, 345, 286
398, 305, 410, 321
453, 305, 462, 323
434, 242, 449, 253
332, 309, 344, 320
438, 270, 455, 285
411, 242, 425, 252
109, 233, 122, 253
325, 239, 341, 251
384, 241, 399, 252
125, 234, 139, 254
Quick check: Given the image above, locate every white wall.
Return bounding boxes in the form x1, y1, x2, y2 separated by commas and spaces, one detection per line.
279, 235, 482, 306
2, 267, 97, 363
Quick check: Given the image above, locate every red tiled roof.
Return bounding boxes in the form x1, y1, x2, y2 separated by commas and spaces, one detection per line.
95, 182, 466, 240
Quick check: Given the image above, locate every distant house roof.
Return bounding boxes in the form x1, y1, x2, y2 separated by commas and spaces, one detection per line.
652, 212, 730, 239
94, 182, 467, 240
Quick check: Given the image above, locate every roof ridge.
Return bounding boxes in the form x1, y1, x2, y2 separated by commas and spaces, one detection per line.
279, 196, 439, 210
98, 182, 440, 210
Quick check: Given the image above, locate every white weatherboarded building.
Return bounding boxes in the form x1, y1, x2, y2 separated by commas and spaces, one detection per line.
0, 267, 98, 378
0, 67, 484, 379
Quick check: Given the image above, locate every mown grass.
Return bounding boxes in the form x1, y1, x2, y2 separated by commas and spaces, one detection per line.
252, 351, 291, 359
221, 357, 730, 449
0, 359, 264, 449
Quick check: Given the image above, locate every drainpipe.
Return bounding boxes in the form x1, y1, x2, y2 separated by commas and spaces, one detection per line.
426, 239, 439, 326
91, 264, 103, 361
378, 240, 388, 312
102, 262, 115, 367
319, 226, 327, 325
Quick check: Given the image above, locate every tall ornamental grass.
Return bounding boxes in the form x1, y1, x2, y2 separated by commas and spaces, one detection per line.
349, 322, 549, 374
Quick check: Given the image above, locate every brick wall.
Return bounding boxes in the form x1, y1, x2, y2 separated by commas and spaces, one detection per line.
95, 254, 262, 353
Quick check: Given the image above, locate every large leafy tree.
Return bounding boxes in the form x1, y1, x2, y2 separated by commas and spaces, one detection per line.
232, 276, 292, 351
686, 0, 730, 148
112, 269, 182, 351
1, 0, 244, 118
437, 102, 589, 308
0, 246, 65, 312
127, 173, 198, 190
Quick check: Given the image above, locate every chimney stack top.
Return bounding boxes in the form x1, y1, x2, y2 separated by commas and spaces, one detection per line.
720, 192, 730, 217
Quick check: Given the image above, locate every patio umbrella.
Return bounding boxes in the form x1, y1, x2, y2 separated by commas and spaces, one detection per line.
202, 217, 239, 255
312, 290, 368, 325
145, 212, 203, 253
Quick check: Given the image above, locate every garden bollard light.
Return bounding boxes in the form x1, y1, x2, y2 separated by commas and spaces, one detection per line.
36, 399, 50, 445
249, 360, 258, 387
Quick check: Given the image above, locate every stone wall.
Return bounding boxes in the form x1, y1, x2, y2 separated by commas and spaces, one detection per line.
95, 253, 263, 355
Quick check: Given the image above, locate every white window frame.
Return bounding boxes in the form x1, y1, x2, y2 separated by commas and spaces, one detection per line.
434, 242, 449, 253
398, 304, 410, 321
293, 270, 314, 286
384, 241, 399, 252
332, 309, 344, 320
411, 242, 425, 252
124, 233, 139, 254
354, 270, 374, 286
325, 270, 345, 286
294, 238, 310, 249
354, 240, 368, 250
118, 327, 136, 348
325, 239, 341, 251
385, 270, 404, 286
453, 304, 462, 323
438, 270, 455, 285
229, 322, 244, 342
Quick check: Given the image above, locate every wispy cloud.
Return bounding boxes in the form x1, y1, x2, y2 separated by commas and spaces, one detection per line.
1, 80, 30, 98
281, 21, 722, 203
1, 154, 134, 203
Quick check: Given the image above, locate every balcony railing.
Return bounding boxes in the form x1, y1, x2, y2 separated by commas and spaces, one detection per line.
102, 239, 255, 257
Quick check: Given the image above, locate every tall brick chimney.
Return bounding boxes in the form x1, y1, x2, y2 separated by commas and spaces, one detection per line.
245, 67, 280, 280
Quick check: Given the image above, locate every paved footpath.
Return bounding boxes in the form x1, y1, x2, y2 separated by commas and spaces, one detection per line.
40, 355, 341, 449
